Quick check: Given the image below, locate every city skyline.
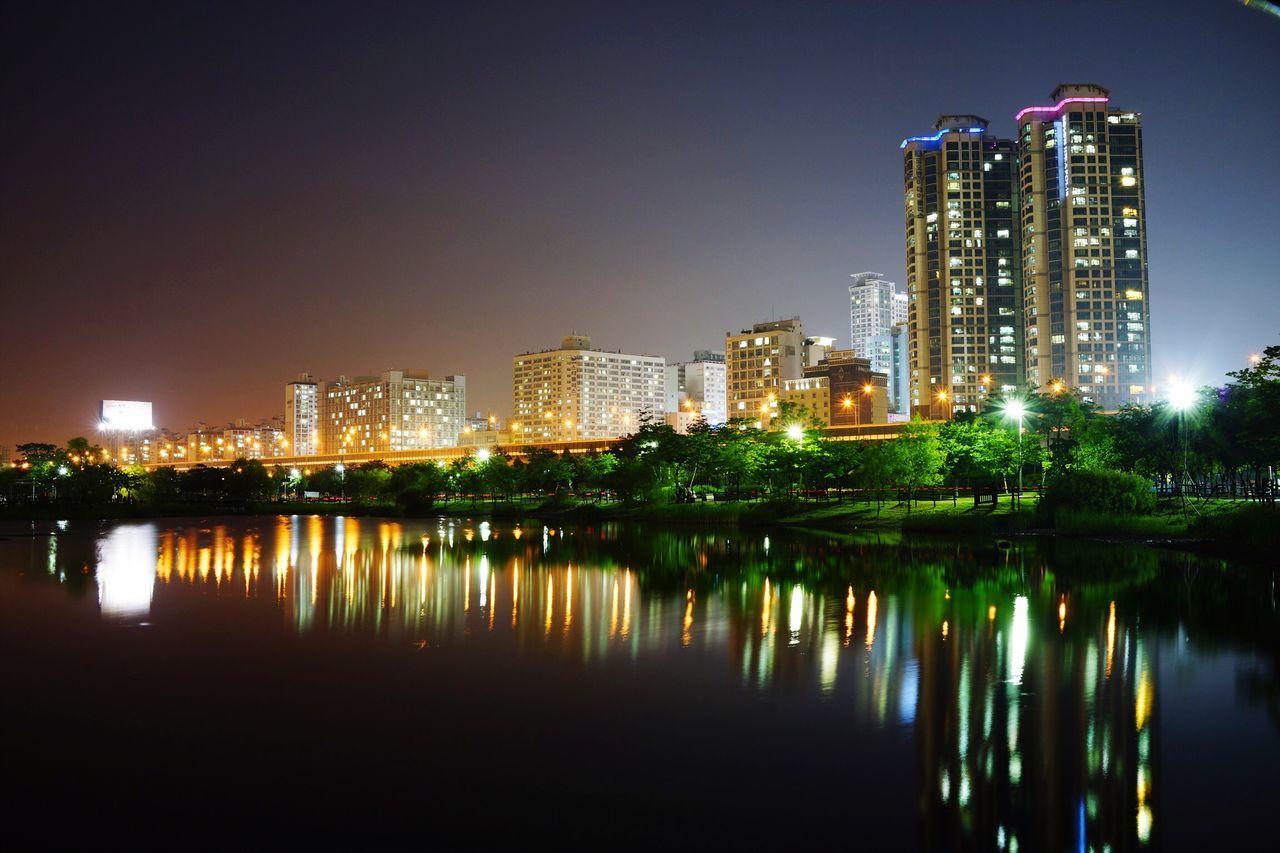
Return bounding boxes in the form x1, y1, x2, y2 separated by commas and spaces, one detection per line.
3, 1, 1278, 447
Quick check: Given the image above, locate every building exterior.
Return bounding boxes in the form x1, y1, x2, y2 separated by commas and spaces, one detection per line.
186, 425, 226, 463
726, 317, 805, 427
663, 410, 702, 435
664, 354, 728, 426
321, 370, 466, 455
864, 322, 913, 416
780, 376, 831, 426
1017, 84, 1151, 408
285, 374, 319, 456
222, 418, 289, 461
848, 272, 907, 374
783, 349, 888, 427
803, 335, 838, 369
512, 335, 664, 443
903, 115, 1022, 417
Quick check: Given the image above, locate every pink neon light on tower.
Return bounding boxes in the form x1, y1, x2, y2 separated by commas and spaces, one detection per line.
1015, 83, 1111, 123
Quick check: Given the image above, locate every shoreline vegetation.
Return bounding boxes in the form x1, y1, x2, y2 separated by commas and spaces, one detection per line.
1, 494, 1272, 560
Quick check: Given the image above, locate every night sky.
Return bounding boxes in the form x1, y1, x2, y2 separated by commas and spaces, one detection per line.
3, 0, 1277, 448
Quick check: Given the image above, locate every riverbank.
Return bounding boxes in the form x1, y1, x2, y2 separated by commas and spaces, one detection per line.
3, 495, 1274, 557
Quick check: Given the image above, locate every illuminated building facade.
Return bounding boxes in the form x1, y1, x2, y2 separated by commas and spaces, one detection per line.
321, 370, 466, 454
664, 353, 728, 426
284, 373, 319, 456
784, 349, 888, 427
222, 418, 289, 460
903, 116, 1022, 418
726, 317, 805, 426
512, 335, 664, 442
1017, 84, 1151, 407
849, 271, 907, 377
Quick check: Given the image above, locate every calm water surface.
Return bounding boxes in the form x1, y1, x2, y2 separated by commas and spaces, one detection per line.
2, 516, 1276, 849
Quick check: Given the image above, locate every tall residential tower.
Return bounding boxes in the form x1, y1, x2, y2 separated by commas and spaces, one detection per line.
1017, 84, 1151, 407
902, 116, 1022, 417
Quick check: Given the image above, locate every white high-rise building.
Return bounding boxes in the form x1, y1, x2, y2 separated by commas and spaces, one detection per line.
285, 373, 319, 456
848, 272, 906, 378
664, 353, 727, 426
512, 335, 665, 442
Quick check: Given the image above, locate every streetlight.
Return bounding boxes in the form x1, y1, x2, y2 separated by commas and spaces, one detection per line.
335, 462, 346, 501
786, 423, 804, 442
1004, 399, 1028, 507
1167, 379, 1196, 505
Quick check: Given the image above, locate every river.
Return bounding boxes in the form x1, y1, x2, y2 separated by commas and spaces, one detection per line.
2, 515, 1276, 849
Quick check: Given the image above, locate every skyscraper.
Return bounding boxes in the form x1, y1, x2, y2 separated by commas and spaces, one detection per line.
848, 272, 907, 373
1017, 84, 1151, 407
902, 116, 1022, 417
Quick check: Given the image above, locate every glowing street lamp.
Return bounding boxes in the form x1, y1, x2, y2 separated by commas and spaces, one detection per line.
1167, 379, 1196, 502
475, 448, 491, 463
1003, 398, 1028, 506
786, 423, 804, 442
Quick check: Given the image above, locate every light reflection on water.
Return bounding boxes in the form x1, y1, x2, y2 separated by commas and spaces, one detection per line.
5, 514, 1279, 850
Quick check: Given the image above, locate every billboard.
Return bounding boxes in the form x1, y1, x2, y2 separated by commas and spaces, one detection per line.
100, 400, 154, 432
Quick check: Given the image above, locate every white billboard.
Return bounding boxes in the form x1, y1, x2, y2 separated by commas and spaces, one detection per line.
100, 400, 154, 432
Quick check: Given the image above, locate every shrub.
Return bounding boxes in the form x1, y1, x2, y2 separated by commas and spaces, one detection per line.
1040, 470, 1156, 517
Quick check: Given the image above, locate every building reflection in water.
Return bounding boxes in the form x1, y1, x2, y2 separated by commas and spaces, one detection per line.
33, 515, 1277, 849
95, 522, 158, 621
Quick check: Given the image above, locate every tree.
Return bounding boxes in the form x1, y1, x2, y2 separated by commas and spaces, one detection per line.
890, 420, 944, 512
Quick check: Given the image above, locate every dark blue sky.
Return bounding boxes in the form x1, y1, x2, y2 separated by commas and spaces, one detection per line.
2, 0, 1277, 445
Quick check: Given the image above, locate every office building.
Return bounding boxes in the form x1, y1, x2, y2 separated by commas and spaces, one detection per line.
864, 321, 913, 416
285, 374, 319, 456
726, 317, 805, 426
848, 272, 907, 372
665, 353, 728, 426
321, 370, 466, 455
1017, 84, 1151, 407
512, 335, 664, 442
903, 115, 1022, 417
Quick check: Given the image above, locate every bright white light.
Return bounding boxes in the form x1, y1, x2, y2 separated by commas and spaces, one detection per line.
786, 424, 804, 441
289, 468, 301, 479
57, 466, 69, 476
475, 448, 491, 463
1009, 595, 1029, 685
1005, 400, 1027, 421
99, 400, 154, 432
1167, 380, 1196, 412
334, 463, 345, 474
97, 523, 158, 620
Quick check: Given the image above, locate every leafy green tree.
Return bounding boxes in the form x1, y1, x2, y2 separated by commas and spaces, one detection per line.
890, 420, 944, 512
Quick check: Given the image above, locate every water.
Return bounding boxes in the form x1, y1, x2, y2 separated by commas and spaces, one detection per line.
2, 516, 1276, 849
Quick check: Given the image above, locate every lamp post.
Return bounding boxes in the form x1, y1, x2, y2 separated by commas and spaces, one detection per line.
335, 462, 346, 502
1004, 400, 1027, 507
1167, 381, 1195, 511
